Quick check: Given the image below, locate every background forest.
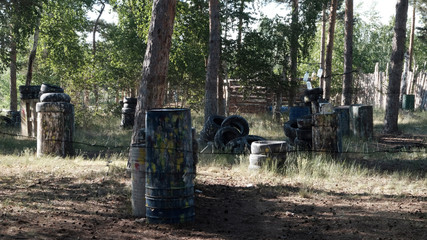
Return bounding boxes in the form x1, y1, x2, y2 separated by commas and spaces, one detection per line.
1, 0, 427, 126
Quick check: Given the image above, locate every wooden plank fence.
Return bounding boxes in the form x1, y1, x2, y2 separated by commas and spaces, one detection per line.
355, 64, 427, 110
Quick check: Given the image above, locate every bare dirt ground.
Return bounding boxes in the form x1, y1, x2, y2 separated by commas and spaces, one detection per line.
1, 134, 426, 240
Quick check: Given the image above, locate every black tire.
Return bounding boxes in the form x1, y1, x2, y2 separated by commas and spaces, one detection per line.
200, 115, 226, 141
40, 93, 71, 103
221, 115, 249, 137
40, 83, 64, 94
0, 116, 13, 126
123, 103, 137, 109
214, 126, 241, 150
297, 115, 312, 129
296, 128, 312, 141
251, 140, 287, 154
284, 120, 297, 140
225, 136, 248, 154
124, 97, 137, 104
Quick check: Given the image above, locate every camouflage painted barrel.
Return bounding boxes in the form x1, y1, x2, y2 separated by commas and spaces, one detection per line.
36, 102, 74, 157
131, 143, 146, 217
145, 108, 195, 224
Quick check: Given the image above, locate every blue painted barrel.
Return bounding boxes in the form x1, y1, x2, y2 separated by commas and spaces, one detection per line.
289, 106, 311, 122
145, 108, 195, 224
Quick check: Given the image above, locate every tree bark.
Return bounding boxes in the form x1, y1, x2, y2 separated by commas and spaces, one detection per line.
131, 0, 177, 144
10, 37, 17, 111
218, 62, 225, 116
92, 1, 105, 57
204, 0, 220, 122
324, 0, 338, 101
320, 4, 327, 89
92, 1, 105, 105
384, 0, 408, 134
288, 0, 299, 107
408, 0, 416, 72
25, 20, 40, 86
342, 0, 353, 105
237, 0, 244, 51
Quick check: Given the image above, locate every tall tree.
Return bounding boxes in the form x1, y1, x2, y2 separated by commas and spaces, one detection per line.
288, 0, 298, 107
384, 0, 409, 134
320, 4, 327, 89
342, 0, 353, 105
324, 0, 338, 100
203, 0, 220, 122
408, 0, 416, 71
131, 0, 177, 143
0, 0, 42, 110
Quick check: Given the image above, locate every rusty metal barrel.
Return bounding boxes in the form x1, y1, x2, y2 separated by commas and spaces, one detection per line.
131, 128, 146, 217
145, 108, 195, 224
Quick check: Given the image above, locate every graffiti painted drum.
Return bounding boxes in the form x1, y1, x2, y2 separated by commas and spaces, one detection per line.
145, 108, 195, 224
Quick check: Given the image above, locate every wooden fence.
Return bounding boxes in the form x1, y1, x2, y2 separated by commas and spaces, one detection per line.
225, 79, 306, 114
355, 64, 427, 110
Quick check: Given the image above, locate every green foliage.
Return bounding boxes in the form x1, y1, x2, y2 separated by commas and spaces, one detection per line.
0, 0, 44, 72
232, 17, 288, 93
167, 0, 209, 110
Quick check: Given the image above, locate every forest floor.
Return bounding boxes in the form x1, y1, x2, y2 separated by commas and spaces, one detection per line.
1, 132, 426, 240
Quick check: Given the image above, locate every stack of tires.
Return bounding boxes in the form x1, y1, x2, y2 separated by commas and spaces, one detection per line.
283, 106, 310, 145
249, 141, 287, 170
295, 115, 312, 149
121, 97, 137, 128
199, 115, 265, 153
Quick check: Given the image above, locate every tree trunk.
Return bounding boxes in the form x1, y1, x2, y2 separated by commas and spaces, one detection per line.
25, 20, 40, 86
218, 62, 225, 116
237, 0, 244, 50
10, 38, 17, 111
288, 0, 299, 107
342, 0, 353, 105
92, 1, 105, 57
408, 0, 416, 72
92, 2, 105, 106
131, 0, 177, 144
320, 4, 327, 89
204, 0, 220, 122
384, 0, 408, 134
324, 0, 338, 101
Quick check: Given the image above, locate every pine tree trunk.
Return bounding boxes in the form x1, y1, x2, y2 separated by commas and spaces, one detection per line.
10, 38, 17, 112
384, 0, 408, 134
131, 0, 177, 144
204, 0, 220, 122
342, 0, 353, 105
289, 0, 299, 107
324, 0, 338, 101
320, 5, 327, 89
408, 0, 416, 72
26, 21, 40, 86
